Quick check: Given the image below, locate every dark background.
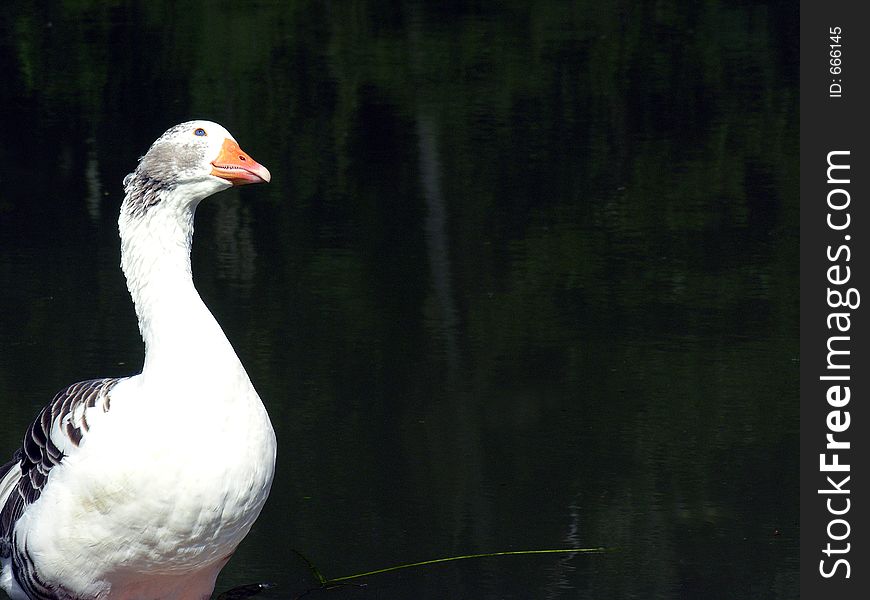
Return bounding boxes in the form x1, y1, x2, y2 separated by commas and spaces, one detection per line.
0, 2, 798, 598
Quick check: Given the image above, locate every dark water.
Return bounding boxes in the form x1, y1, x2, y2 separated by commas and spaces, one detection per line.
0, 2, 797, 599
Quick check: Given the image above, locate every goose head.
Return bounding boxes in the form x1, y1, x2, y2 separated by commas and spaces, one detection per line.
122, 120, 271, 217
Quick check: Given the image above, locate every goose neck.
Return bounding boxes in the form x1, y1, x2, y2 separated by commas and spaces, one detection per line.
119, 192, 233, 377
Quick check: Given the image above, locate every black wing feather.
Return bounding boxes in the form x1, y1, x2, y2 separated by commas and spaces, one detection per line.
0, 377, 120, 559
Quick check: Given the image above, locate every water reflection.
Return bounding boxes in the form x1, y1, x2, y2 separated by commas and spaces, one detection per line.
417, 114, 460, 384
0, 2, 797, 599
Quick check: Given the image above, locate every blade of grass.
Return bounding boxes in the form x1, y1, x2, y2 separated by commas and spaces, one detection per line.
310, 547, 611, 585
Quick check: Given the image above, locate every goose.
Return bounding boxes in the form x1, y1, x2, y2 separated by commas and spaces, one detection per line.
0, 121, 277, 600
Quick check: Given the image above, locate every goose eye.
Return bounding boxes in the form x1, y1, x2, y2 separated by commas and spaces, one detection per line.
194, 128, 207, 137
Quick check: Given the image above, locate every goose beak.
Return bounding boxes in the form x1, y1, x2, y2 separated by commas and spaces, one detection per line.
211, 138, 271, 186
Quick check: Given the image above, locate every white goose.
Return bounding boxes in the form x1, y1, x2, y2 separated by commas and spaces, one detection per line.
0, 121, 277, 600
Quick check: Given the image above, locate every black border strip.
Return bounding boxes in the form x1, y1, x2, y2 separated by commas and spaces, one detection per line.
800, 2, 868, 596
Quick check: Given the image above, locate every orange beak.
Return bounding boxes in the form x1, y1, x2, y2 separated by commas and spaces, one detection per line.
211, 138, 271, 186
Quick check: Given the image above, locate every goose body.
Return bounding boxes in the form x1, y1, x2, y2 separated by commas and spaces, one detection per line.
0, 121, 277, 600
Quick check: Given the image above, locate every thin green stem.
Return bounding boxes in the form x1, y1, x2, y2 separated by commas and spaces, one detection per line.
321, 547, 610, 585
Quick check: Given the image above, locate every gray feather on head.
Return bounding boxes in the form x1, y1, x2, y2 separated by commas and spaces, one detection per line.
138, 122, 209, 184
122, 122, 210, 217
